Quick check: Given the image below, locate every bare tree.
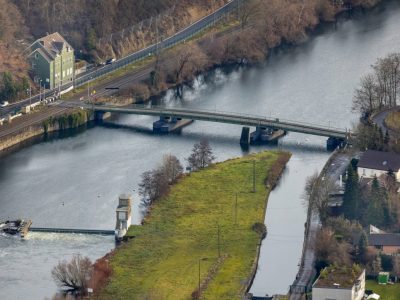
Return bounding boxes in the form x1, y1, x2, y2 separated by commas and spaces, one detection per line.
51, 254, 93, 294
139, 168, 170, 206
187, 139, 215, 171
305, 172, 338, 224
352, 73, 377, 114
161, 154, 183, 184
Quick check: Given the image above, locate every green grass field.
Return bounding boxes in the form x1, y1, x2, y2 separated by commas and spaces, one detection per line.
98, 151, 290, 300
366, 280, 400, 300
385, 111, 400, 131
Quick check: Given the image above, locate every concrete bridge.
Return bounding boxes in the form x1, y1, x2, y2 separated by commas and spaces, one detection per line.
61, 102, 352, 147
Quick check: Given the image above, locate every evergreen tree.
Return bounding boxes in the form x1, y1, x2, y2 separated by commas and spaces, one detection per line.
343, 165, 360, 220
384, 130, 390, 146
364, 177, 385, 227
356, 231, 368, 264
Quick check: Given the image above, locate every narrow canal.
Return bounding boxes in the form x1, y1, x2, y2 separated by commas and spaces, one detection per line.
1, 1, 400, 298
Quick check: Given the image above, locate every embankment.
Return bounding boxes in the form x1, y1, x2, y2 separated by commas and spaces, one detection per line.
0, 109, 93, 152
95, 151, 290, 300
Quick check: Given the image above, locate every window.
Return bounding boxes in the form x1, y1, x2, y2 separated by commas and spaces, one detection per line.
35, 53, 39, 59
363, 168, 366, 176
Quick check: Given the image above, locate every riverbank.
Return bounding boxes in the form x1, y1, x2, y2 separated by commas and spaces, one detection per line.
0, 109, 93, 152
95, 151, 290, 300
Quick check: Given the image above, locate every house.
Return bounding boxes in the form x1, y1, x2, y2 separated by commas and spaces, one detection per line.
312, 265, 365, 300
367, 225, 400, 255
357, 150, 400, 182
28, 32, 74, 89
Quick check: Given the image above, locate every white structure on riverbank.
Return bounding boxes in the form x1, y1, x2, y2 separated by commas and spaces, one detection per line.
115, 194, 132, 241
312, 266, 365, 300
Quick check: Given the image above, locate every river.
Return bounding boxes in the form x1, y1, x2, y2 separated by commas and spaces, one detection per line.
1, 1, 400, 299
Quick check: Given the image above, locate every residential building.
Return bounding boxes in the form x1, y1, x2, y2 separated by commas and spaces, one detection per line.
357, 150, 400, 182
28, 32, 74, 89
367, 225, 400, 255
312, 266, 365, 300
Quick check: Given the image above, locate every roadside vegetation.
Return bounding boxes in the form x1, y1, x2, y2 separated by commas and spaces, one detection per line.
352, 52, 400, 153
385, 111, 400, 131
42, 109, 91, 132
95, 148, 290, 299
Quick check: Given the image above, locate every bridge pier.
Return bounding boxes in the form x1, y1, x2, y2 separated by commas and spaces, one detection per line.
326, 137, 345, 151
250, 126, 286, 145
240, 127, 250, 146
94, 111, 111, 123
153, 116, 193, 133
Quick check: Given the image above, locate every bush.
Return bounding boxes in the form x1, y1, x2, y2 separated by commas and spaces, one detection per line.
252, 222, 267, 239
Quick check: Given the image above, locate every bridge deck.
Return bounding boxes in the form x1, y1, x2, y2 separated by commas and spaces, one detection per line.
62, 102, 351, 139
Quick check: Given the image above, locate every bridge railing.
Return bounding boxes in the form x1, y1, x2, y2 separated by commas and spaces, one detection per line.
125, 104, 349, 133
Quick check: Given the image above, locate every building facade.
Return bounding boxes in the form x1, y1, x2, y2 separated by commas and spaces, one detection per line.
28, 32, 74, 90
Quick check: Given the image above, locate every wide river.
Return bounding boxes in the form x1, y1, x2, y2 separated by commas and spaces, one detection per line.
1, 2, 400, 299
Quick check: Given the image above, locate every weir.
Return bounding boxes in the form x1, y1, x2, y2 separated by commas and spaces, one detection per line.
29, 227, 115, 235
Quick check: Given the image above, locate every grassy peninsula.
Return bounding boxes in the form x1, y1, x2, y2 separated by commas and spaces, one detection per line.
98, 151, 291, 300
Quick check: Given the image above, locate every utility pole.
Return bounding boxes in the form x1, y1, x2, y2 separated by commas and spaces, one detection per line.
28, 84, 32, 106
234, 193, 238, 225
198, 259, 201, 296
252, 160, 256, 193
217, 223, 221, 258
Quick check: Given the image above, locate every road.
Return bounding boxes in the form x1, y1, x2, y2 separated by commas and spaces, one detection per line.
372, 106, 400, 137
0, 0, 238, 119
289, 150, 352, 299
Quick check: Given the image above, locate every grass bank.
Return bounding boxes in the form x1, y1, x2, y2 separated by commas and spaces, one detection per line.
385, 111, 400, 131
366, 280, 400, 300
97, 151, 291, 300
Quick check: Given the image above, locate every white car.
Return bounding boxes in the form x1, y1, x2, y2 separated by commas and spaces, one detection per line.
0, 101, 9, 107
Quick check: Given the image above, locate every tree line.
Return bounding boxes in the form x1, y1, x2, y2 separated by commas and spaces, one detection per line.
0, 71, 29, 103
139, 139, 215, 207
353, 53, 400, 116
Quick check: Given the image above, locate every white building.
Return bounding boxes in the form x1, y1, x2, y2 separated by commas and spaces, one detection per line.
357, 150, 400, 182
312, 266, 365, 300
115, 194, 132, 241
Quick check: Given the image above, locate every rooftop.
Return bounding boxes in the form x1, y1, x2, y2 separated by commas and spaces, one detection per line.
358, 150, 400, 172
368, 233, 400, 246
313, 265, 364, 289
30, 32, 73, 61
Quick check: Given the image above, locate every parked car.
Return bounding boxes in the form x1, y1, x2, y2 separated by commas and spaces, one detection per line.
0, 101, 9, 107
106, 58, 116, 65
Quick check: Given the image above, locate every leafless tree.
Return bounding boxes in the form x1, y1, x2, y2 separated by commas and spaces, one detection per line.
139, 168, 169, 206
187, 139, 215, 171
352, 73, 377, 114
51, 254, 93, 294
305, 172, 338, 224
161, 154, 183, 184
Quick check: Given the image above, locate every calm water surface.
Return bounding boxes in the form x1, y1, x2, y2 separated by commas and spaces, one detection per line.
1, 1, 400, 298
